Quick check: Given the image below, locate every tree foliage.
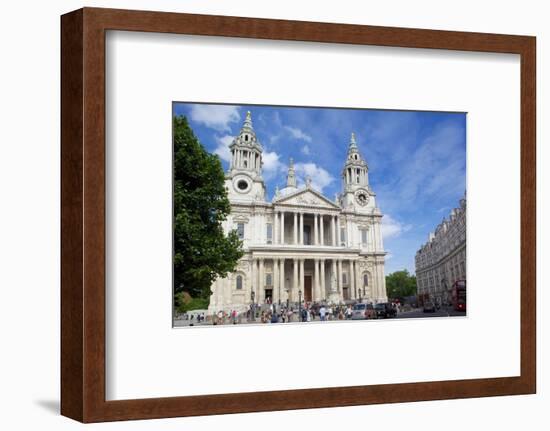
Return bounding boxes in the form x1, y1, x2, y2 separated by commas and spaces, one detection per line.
385, 269, 417, 300
173, 115, 244, 300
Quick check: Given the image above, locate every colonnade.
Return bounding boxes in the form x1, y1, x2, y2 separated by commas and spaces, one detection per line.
273, 210, 341, 246
249, 256, 369, 304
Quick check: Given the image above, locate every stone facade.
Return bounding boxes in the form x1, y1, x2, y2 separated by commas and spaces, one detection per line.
208, 112, 388, 313
415, 194, 466, 306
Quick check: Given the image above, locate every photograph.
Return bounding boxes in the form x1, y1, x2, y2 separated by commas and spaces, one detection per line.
172, 102, 467, 327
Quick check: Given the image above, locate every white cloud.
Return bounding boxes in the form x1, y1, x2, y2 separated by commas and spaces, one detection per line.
262, 151, 286, 180
301, 145, 311, 155
381, 214, 412, 240
212, 135, 234, 163
294, 162, 335, 193
189, 105, 240, 132
284, 126, 312, 142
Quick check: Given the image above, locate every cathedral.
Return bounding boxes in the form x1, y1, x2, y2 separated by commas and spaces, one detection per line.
208, 111, 387, 313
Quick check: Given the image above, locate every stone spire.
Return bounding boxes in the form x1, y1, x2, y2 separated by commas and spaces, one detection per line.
229, 110, 263, 174
342, 132, 369, 191
286, 157, 297, 188
349, 132, 358, 150
242, 110, 254, 133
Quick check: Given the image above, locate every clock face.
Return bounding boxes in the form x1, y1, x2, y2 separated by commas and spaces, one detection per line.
355, 190, 369, 206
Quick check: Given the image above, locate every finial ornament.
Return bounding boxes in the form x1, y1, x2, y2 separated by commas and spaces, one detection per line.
306, 176, 312, 188
286, 157, 297, 188
349, 132, 358, 150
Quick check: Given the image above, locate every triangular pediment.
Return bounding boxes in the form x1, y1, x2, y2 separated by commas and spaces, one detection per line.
275, 188, 340, 209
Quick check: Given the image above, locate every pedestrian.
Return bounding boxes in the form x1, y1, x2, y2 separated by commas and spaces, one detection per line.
319, 305, 326, 321
271, 312, 279, 323
345, 305, 352, 320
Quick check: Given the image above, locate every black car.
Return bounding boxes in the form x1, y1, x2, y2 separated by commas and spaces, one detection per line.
374, 303, 397, 318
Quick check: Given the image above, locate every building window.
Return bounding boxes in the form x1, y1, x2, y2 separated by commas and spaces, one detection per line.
236, 275, 243, 290
361, 229, 368, 245
266, 223, 273, 244
343, 273, 348, 284
363, 273, 369, 286
245, 135, 248, 141
340, 227, 346, 245
237, 223, 245, 239
266, 273, 272, 286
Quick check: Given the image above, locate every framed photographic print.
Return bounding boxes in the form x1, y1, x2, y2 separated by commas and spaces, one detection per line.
61, 7, 536, 423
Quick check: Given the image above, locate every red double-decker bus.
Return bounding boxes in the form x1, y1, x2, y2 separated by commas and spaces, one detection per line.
451, 279, 466, 311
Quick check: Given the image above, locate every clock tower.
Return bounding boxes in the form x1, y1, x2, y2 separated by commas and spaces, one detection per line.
341, 132, 373, 212
225, 111, 266, 202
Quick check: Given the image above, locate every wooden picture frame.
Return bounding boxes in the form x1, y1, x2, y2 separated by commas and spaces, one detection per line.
61, 7, 536, 423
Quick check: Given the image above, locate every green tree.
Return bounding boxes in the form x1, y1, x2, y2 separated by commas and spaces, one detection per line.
385, 269, 417, 300
173, 115, 244, 302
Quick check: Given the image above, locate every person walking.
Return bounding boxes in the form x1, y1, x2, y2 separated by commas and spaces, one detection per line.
319, 305, 326, 322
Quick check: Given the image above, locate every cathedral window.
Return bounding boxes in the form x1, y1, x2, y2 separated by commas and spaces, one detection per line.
363, 273, 369, 286
266, 273, 272, 286
343, 273, 348, 284
361, 229, 368, 245
245, 134, 248, 141
237, 223, 245, 239
237, 180, 248, 191
236, 275, 243, 290
340, 227, 346, 245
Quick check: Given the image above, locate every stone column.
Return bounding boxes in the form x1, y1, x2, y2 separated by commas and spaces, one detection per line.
258, 258, 265, 304
314, 258, 320, 301
279, 258, 286, 303
356, 260, 363, 300
320, 259, 326, 300
280, 211, 285, 244
299, 212, 304, 244
273, 212, 278, 245
336, 216, 341, 246
320, 214, 324, 246
349, 260, 355, 300
273, 258, 279, 304
314, 213, 318, 245
338, 259, 343, 296
292, 258, 298, 303
293, 211, 298, 244
331, 215, 336, 246
299, 259, 305, 299
251, 258, 257, 300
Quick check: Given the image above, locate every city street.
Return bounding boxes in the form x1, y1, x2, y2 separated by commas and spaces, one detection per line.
395, 307, 466, 319
173, 306, 466, 327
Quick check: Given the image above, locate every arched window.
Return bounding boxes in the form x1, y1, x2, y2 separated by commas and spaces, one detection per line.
245, 135, 249, 141
363, 273, 369, 286
236, 275, 243, 290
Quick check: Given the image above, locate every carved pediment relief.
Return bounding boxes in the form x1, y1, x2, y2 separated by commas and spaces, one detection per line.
277, 189, 339, 209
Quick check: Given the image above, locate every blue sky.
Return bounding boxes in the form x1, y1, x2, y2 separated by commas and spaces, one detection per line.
173, 102, 466, 275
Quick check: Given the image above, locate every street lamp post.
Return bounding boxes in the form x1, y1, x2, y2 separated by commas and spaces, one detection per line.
298, 289, 302, 322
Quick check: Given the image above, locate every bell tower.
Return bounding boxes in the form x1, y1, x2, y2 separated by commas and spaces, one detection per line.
226, 111, 266, 201
341, 133, 372, 211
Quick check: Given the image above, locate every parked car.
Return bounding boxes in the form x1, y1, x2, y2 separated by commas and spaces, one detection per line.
423, 301, 436, 313
374, 303, 397, 318
351, 303, 376, 320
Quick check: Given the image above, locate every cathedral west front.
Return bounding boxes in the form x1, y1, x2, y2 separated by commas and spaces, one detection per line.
208, 111, 388, 313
